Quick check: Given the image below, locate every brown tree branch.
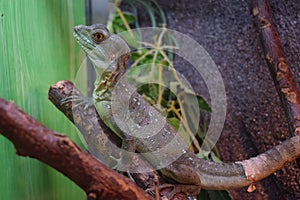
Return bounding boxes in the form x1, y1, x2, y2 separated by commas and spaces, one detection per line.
252, 0, 300, 136
0, 96, 152, 200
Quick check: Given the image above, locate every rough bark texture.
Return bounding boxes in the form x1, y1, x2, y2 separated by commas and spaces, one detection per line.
0, 96, 152, 200
135, 0, 300, 199
252, 0, 300, 137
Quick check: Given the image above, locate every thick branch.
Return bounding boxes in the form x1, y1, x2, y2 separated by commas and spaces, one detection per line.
252, 0, 300, 136
0, 96, 152, 200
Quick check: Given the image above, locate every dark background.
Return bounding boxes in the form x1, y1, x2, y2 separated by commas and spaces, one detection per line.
137, 0, 300, 199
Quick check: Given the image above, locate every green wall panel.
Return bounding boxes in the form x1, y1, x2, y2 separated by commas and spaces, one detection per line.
0, 0, 86, 199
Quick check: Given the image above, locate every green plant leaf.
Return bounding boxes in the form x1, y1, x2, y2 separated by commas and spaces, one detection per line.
119, 31, 141, 48
112, 12, 135, 33
196, 94, 211, 112
168, 117, 180, 130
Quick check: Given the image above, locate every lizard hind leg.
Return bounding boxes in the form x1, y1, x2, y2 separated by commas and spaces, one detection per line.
157, 163, 201, 199
146, 183, 199, 200
151, 183, 200, 199
110, 135, 137, 182
109, 155, 135, 182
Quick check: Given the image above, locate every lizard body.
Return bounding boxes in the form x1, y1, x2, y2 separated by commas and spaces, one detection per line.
73, 24, 300, 198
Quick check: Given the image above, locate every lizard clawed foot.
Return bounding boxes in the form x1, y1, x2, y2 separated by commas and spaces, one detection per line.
146, 183, 198, 200
108, 135, 136, 181
61, 95, 93, 109
109, 156, 135, 182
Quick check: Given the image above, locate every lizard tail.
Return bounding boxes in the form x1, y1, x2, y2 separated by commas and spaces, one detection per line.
198, 134, 300, 190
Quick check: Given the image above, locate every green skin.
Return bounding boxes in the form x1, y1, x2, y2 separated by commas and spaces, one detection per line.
73, 24, 300, 198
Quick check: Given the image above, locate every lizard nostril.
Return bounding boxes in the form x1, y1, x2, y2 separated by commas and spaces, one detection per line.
74, 25, 83, 32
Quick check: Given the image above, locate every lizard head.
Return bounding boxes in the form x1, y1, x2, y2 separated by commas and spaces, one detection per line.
73, 24, 130, 75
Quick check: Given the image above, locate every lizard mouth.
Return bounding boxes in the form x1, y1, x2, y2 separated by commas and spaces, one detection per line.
73, 26, 96, 53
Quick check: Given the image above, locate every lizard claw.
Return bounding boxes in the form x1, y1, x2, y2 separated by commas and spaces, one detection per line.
109, 156, 135, 182
61, 95, 93, 109
146, 183, 176, 199
146, 183, 198, 200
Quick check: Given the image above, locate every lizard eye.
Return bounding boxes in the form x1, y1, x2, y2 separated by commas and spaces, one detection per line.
92, 32, 105, 43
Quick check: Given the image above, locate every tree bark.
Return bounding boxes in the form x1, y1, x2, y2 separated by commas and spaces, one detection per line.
0, 96, 152, 200
252, 0, 300, 136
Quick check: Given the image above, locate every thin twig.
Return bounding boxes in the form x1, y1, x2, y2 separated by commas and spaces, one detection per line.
252, 0, 300, 136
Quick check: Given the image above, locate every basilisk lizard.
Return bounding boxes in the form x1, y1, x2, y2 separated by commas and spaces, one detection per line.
73, 24, 300, 198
